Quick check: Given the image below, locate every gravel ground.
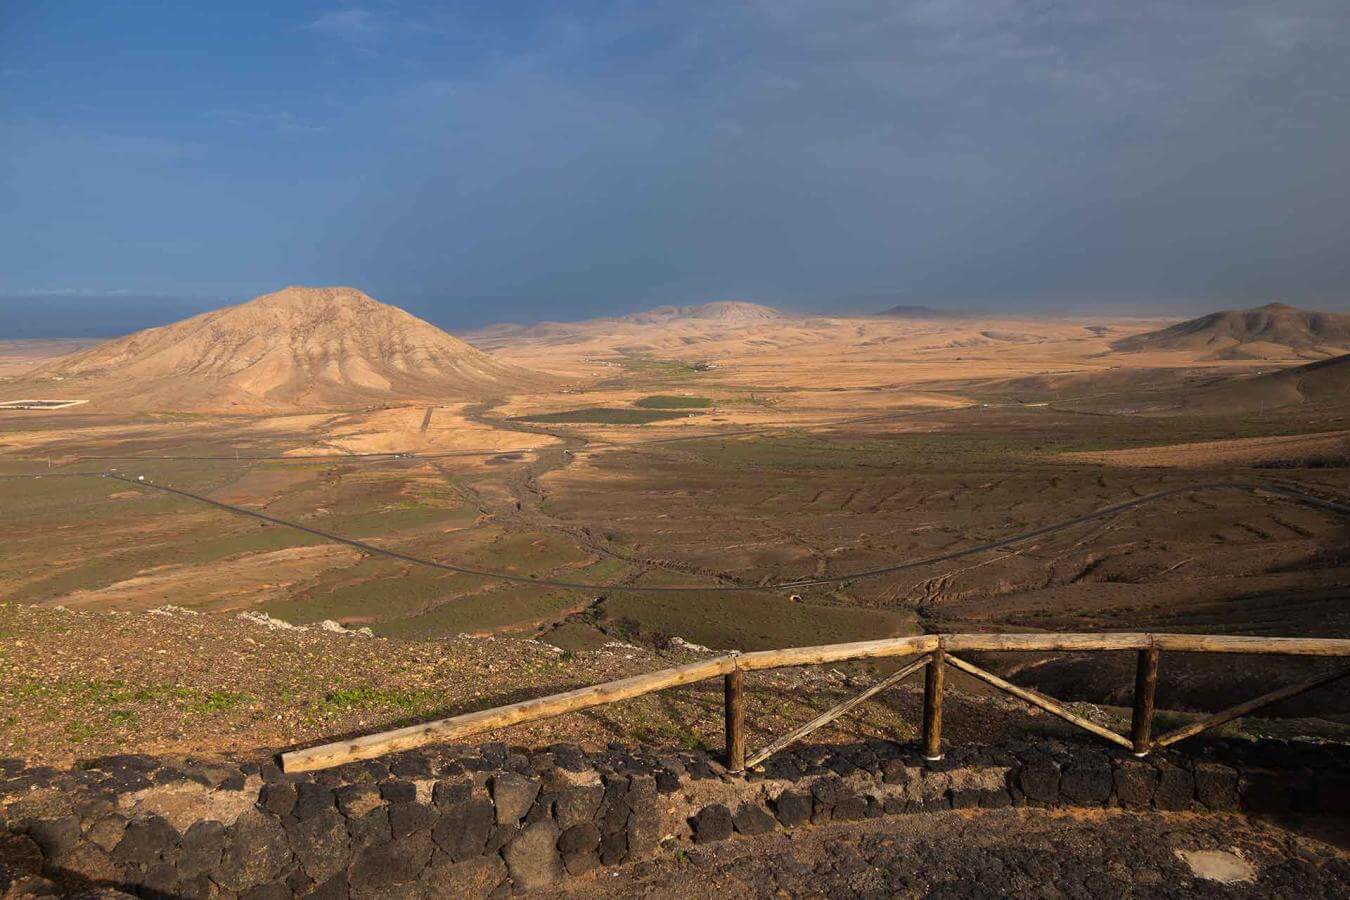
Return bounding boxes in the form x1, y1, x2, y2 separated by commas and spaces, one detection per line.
563, 808, 1350, 899
0, 603, 1054, 767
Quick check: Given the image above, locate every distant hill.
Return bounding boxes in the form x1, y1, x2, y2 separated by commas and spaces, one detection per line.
8, 286, 545, 411
1178, 352, 1350, 414
1111, 303, 1350, 359
876, 304, 963, 319
621, 301, 782, 325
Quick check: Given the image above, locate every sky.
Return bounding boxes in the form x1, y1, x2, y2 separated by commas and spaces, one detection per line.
2, 1, 1348, 335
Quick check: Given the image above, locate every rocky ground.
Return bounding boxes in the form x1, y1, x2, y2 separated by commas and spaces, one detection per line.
0, 603, 1144, 769
567, 808, 1350, 899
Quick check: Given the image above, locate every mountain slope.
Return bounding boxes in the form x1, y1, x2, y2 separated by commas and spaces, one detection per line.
1111, 303, 1350, 359
1178, 353, 1350, 414
10, 286, 546, 411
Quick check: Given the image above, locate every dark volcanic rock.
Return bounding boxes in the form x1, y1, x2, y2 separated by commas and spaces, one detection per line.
1113, 760, 1158, 808
563, 849, 601, 876
693, 804, 733, 844
431, 799, 494, 862
774, 790, 812, 827
348, 832, 431, 892
1059, 757, 1112, 805
347, 808, 392, 849
490, 773, 541, 824
1154, 766, 1195, 811
555, 784, 604, 831
502, 820, 563, 891
1018, 760, 1060, 804
387, 802, 436, 840
627, 801, 661, 856
293, 782, 336, 821
832, 795, 869, 821
421, 851, 506, 899
216, 808, 292, 893
557, 822, 601, 855
732, 804, 777, 836
1193, 763, 1239, 811
178, 820, 226, 879
379, 780, 417, 804
259, 782, 298, 817
335, 783, 382, 819
599, 829, 628, 865
288, 808, 349, 883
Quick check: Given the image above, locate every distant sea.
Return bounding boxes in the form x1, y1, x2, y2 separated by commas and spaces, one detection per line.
0, 295, 225, 339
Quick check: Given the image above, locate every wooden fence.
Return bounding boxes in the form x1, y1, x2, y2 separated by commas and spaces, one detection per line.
281, 632, 1350, 773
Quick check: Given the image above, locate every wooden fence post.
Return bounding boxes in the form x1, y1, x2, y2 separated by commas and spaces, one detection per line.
1131, 646, 1159, 756
725, 667, 745, 771
922, 647, 945, 761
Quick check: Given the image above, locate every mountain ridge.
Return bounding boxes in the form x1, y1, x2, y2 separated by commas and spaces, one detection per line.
1111, 302, 1350, 359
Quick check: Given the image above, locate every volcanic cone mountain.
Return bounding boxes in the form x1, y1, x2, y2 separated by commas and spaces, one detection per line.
1111, 303, 1350, 360
13, 286, 548, 411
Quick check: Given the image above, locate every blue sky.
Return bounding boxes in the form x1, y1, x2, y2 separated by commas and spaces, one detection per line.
2, 1, 1348, 334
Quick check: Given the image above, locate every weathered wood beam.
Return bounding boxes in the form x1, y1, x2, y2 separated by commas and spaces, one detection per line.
743, 655, 930, 770
736, 634, 939, 671
922, 647, 945, 760
1149, 635, 1350, 656
1152, 665, 1350, 749
724, 668, 746, 772
282, 655, 738, 773
945, 654, 1133, 750
941, 633, 1152, 652
1130, 646, 1160, 756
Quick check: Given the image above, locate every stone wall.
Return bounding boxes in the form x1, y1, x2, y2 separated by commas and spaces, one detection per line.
2, 737, 1346, 898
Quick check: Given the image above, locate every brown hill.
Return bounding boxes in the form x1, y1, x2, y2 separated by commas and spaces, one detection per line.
1178, 352, 1350, 414
620, 300, 782, 325
1111, 303, 1350, 360
9, 286, 546, 411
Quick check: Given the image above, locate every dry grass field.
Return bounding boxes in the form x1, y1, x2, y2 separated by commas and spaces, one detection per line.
3, 294, 1349, 760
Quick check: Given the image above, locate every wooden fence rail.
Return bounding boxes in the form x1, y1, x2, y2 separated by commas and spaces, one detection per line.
281, 632, 1350, 773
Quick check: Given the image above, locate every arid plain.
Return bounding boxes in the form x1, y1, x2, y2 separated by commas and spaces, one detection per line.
2, 288, 1348, 763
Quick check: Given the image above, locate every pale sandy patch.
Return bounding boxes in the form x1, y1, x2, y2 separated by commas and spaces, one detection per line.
54, 544, 361, 611
281, 404, 558, 456
1061, 430, 1349, 468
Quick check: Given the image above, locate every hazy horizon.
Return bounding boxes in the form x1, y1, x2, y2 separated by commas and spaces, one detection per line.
4, 2, 1349, 336
5, 287, 1346, 341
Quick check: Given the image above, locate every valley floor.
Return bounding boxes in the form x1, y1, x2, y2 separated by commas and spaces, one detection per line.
3, 315, 1349, 763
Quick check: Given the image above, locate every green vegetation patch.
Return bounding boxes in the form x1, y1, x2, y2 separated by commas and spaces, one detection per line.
510, 407, 695, 425
268, 561, 484, 624
311, 504, 475, 537
318, 686, 440, 713
5, 677, 257, 719
633, 395, 713, 409
375, 584, 590, 639
601, 590, 920, 652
